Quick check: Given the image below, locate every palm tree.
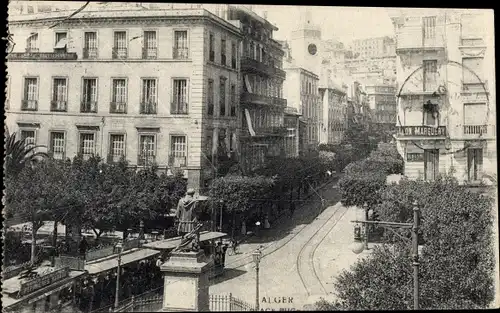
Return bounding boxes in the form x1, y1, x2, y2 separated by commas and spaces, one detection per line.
5, 131, 49, 177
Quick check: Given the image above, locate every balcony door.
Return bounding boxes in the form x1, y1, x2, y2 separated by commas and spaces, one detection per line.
424, 149, 439, 181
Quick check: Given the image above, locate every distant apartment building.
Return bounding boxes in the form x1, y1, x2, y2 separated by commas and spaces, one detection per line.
283, 66, 321, 149
365, 84, 397, 132
6, 8, 242, 191
352, 36, 396, 59
390, 9, 496, 183
319, 86, 348, 144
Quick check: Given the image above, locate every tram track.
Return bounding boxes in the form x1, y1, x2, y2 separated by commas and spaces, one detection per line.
296, 204, 349, 297
225, 178, 340, 270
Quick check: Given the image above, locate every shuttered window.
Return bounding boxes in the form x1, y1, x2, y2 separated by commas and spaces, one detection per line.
80, 133, 96, 159
171, 79, 188, 114
50, 132, 65, 160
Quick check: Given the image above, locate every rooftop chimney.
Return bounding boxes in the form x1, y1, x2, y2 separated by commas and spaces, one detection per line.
262, 11, 268, 19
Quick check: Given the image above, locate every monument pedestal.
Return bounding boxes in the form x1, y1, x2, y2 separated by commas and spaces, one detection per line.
160, 251, 213, 312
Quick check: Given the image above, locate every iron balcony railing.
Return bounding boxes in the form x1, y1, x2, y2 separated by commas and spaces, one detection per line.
81, 101, 97, 113
140, 102, 157, 114
21, 99, 38, 111
112, 47, 128, 59
138, 154, 156, 166
83, 48, 98, 59
463, 125, 488, 135
110, 102, 127, 114
173, 47, 189, 59
48, 150, 66, 160
50, 100, 67, 112
107, 154, 125, 164
169, 155, 187, 167
142, 47, 157, 59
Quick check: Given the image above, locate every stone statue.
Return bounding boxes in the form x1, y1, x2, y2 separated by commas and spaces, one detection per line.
173, 223, 203, 252
175, 188, 199, 236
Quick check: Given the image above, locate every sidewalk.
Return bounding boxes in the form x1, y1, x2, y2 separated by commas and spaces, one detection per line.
222, 177, 342, 270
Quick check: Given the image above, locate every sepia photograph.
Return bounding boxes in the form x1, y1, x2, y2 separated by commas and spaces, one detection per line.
2, 2, 498, 312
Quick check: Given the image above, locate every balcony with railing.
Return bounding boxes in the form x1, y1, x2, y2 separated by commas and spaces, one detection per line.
140, 102, 157, 114
169, 155, 187, 167
171, 101, 188, 115
21, 99, 38, 111
107, 154, 125, 163
137, 154, 156, 166
110, 102, 127, 114
50, 100, 67, 112
112, 47, 128, 59
173, 47, 189, 59
83, 48, 98, 59
142, 47, 158, 59
463, 125, 487, 135
48, 150, 66, 160
81, 101, 97, 113
241, 57, 286, 79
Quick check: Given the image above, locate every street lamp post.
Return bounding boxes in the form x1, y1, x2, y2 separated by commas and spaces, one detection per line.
363, 202, 369, 250
114, 240, 123, 309
351, 201, 420, 310
252, 249, 262, 311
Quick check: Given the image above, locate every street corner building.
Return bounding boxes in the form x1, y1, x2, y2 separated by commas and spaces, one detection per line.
5, 3, 291, 190
389, 9, 497, 183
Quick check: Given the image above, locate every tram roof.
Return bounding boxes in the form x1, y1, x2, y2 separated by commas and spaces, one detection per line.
142, 231, 227, 251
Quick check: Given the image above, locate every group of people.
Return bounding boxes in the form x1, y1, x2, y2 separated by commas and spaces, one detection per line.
75, 257, 163, 312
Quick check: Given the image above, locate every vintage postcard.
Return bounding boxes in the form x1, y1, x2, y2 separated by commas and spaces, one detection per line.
3, 2, 498, 312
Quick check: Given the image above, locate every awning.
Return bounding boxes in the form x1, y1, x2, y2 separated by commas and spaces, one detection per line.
54, 37, 67, 49
85, 249, 160, 275
143, 231, 227, 251
244, 75, 253, 93
244, 109, 256, 136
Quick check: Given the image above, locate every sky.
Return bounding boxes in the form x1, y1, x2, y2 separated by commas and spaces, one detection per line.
252, 5, 396, 46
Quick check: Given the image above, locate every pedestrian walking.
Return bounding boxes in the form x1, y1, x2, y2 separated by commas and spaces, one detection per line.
79, 237, 88, 258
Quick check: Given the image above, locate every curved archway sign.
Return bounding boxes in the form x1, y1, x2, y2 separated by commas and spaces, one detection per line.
396, 59, 491, 156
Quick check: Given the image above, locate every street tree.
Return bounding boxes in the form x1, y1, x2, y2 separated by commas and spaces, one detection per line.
5, 158, 69, 264
318, 177, 495, 310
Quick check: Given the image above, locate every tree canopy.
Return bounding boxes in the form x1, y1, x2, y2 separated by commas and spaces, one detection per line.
318, 177, 495, 310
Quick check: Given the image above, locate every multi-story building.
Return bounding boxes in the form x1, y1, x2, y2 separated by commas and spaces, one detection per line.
365, 84, 397, 131
319, 85, 347, 145
390, 9, 496, 183
352, 36, 396, 59
283, 65, 321, 149
6, 7, 242, 191
224, 5, 287, 171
